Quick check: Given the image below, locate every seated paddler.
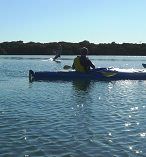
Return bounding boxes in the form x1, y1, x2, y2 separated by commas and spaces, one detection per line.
72, 47, 95, 72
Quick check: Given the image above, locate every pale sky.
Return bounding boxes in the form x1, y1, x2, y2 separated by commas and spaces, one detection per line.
0, 0, 146, 43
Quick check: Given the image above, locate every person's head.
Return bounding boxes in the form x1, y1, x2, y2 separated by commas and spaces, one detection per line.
80, 47, 88, 56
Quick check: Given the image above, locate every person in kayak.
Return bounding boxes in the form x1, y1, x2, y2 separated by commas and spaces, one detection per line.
53, 43, 62, 61
72, 47, 95, 72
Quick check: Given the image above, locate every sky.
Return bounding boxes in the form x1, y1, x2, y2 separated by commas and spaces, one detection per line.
0, 0, 146, 44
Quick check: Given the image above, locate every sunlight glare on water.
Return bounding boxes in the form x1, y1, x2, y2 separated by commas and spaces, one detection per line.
0, 55, 146, 156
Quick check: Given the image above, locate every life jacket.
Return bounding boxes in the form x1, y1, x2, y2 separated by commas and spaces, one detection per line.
73, 56, 86, 72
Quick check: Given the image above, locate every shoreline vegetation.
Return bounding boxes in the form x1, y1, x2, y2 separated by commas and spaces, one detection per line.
0, 40, 146, 55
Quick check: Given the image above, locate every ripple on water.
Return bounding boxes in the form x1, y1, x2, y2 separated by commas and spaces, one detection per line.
1, 56, 146, 156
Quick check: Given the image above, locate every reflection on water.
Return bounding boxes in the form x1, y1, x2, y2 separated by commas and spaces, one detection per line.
1, 56, 146, 156
72, 80, 92, 91
69, 80, 95, 156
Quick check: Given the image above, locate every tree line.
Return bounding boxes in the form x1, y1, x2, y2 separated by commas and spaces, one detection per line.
0, 40, 146, 55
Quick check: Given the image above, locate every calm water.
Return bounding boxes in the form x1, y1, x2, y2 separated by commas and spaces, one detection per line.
1, 55, 146, 157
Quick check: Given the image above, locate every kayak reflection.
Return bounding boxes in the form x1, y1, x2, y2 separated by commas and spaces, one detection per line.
72, 80, 92, 91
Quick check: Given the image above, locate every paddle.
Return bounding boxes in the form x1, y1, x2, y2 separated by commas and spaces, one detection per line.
100, 71, 117, 77
63, 65, 72, 70
142, 63, 146, 68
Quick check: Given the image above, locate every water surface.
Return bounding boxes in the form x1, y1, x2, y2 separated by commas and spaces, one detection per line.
0, 55, 146, 157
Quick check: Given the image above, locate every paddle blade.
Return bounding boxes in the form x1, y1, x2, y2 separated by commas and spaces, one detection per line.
142, 63, 146, 68
63, 65, 72, 70
101, 71, 117, 77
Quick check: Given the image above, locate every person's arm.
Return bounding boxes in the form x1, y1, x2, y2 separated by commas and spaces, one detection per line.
72, 63, 75, 69
89, 60, 95, 69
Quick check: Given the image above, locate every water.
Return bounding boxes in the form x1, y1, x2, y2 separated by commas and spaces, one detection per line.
1, 55, 146, 157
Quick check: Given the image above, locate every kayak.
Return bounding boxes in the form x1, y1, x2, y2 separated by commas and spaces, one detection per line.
29, 68, 146, 82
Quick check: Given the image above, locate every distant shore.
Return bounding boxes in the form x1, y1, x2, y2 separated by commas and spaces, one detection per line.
0, 40, 146, 55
